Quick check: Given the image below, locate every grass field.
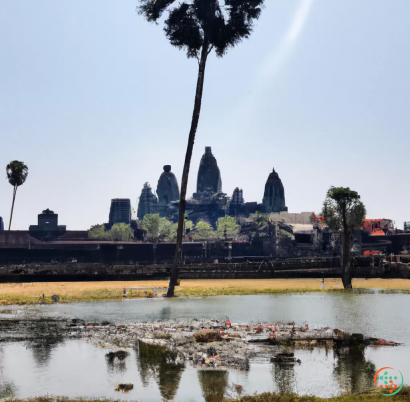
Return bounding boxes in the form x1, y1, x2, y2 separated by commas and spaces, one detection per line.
0, 278, 409, 306
2, 387, 410, 401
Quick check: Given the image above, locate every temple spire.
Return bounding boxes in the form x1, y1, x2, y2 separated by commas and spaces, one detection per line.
193, 147, 222, 199
262, 168, 288, 213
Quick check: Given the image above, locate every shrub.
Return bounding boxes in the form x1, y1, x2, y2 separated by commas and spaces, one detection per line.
194, 331, 221, 343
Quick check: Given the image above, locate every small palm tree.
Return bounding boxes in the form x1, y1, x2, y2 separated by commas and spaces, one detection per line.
138, 0, 265, 297
6, 161, 28, 230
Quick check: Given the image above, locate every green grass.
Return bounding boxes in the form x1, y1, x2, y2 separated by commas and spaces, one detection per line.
175, 288, 322, 297
0, 289, 125, 306
225, 387, 410, 401
174, 287, 379, 297
378, 289, 410, 294
2, 388, 409, 402
2, 399, 122, 402
0, 288, 331, 306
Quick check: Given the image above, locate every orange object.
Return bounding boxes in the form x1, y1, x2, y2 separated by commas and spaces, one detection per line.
226, 320, 231, 327
363, 218, 394, 235
364, 250, 382, 255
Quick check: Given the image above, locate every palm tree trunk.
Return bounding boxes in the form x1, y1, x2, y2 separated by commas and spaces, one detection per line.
166, 39, 210, 297
8, 186, 17, 231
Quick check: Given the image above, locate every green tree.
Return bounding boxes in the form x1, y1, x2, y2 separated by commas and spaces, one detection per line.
167, 220, 194, 242
254, 212, 269, 231
88, 224, 109, 240
216, 216, 240, 239
109, 223, 134, 242
6, 161, 28, 230
138, 0, 265, 297
141, 214, 172, 243
193, 221, 216, 240
322, 187, 366, 289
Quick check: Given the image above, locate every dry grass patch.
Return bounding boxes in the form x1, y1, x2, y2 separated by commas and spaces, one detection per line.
0, 278, 409, 305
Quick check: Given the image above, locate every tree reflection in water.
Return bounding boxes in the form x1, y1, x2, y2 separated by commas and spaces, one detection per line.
272, 363, 296, 394
28, 338, 64, 367
0, 348, 16, 398
334, 346, 376, 394
22, 319, 66, 367
198, 370, 229, 402
160, 307, 172, 321
137, 341, 185, 401
105, 351, 128, 373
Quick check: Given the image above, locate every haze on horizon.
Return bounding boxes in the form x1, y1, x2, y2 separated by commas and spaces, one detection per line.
0, 0, 409, 230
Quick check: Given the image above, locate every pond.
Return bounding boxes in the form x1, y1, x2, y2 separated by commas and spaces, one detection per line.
0, 293, 409, 400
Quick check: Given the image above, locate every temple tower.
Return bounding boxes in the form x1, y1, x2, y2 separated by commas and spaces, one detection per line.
156, 165, 180, 205
109, 199, 131, 226
193, 147, 222, 199
262, 168, 288, 213
137, 183, 158, 220
229, 187, 244, 216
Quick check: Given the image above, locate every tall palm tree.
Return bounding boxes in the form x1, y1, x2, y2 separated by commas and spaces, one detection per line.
139, 0, 265, 297
6, 161, 29, 230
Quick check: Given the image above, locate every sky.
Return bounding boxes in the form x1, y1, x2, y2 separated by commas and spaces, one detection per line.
0, 0, 409, 230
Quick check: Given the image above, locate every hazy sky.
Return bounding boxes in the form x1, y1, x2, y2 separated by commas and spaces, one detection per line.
1, 0, 409, 230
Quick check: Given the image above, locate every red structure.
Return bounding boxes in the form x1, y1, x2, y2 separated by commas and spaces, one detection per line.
363, 219, 394, 236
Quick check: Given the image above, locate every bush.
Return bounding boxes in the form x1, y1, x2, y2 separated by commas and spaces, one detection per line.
194, 330, 221, 343
154, 333, 172, 340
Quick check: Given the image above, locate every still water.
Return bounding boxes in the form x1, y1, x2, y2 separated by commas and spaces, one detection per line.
0, 293, 409, 400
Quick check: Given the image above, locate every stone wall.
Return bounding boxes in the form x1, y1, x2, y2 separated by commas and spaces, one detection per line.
1, 257, 408, 282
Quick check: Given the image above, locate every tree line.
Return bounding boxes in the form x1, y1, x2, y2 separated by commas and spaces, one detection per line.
88, 214, 241, 243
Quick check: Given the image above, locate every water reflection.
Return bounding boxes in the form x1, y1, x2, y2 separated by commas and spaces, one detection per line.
272, 364, 296, 394
137, 341, 185, 401
198, 370, 229, 402
1, 294, 408, 400
0, 383, 15, 399
106, 350, 129, 373
0, 348, 16, 398
28, 338, 63, 366
160, 307, 172, 321
334, 346, 376, 394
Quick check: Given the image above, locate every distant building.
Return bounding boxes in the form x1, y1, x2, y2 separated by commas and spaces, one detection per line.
135, 146, 289, 224
193, 147, 222, 200
156, 165, 179, 205
262, 168, 288, 213
229, 187, 244, 216
29, 209, 66, 240
0, 217, 4, 231
404, 222, 410, 232
137, 183, 158, 220
108, 199, 131, 226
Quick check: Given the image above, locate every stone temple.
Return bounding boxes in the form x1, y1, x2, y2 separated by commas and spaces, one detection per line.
29, 209, 66, 240
262, 168, 288, 213
193, 147, 222, 200
136, 147, 288, 224
157, 165, 179, 205
109, 199, 131, 227
137, 183, 158, 220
